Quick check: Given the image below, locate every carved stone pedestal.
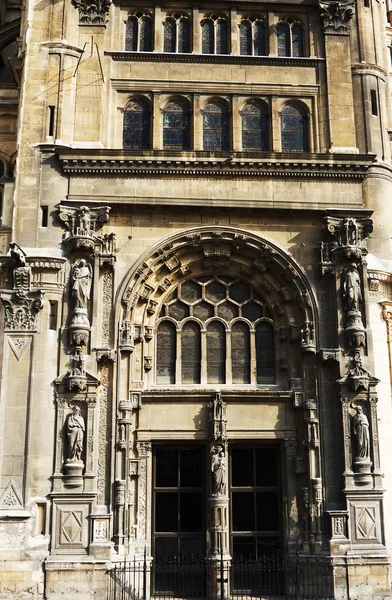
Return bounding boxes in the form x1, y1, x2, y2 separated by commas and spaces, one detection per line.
63, 460, 84, 488
208, 495, 229, 558
69, 308, 91, 347
346, 310, 366, 348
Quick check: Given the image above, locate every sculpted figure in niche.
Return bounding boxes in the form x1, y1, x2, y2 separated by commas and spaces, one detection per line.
353, 406, 370, 461
211, 446, 226, 495
77, 206, 92, 236
66, 405, 85, 462
342, 263, 362, 311
72, 259, 92, 309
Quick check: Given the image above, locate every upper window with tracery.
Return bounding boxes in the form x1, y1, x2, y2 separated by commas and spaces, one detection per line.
164, 15, 191, 53
163, 99, 191, 150
156, 276, 275, 386
126, 13, 153, 51
201, 15, 228, 54
123, 98, 151, 149
241, 101, 269, 151
203, 101, 230, 152
277, 20, 304, 57
281, 104, 308, 152
239, 18, 266, 56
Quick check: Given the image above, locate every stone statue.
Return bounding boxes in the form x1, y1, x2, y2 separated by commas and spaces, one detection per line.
66, 405, 85, 462
77, 206, 92, 236
71, 259, 92, 309
353, 406, 370, 461
342, 263, 362, 311
9, 242, 26, 267
211, 446, 226, 495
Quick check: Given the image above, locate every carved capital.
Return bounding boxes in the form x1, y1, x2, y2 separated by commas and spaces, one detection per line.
1, 290, 44, 332
323, 214, 372, 261
71, 0, 111, 25
58, 204, 110, 250
319, 0, 355, 35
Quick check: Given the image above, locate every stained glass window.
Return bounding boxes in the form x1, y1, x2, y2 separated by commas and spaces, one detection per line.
254, 21, 266, 56
292, 24, 303, 57
164, 19, 176, 52
232, 322, 250, 384
202, 19, 214, 54
216, 20, 228, 54
277, 23, 290, 57
242, 102, 269, 151
123, 99, 150, 150
240, 21, 252, 55
256, 322, 275, 383
181, 322, 201, 383
163, 100, 191, 150
207, 321, 226, 384
281, 104, 308, 153
178, 19, 190, 53
203, 101, 229, 152
125, 17, 138, 51
140, 17, 153, 51
157, 321, 176, 384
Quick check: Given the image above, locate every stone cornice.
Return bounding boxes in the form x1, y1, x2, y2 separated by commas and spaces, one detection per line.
55, 149, 373, 180
106, 50, 324, 68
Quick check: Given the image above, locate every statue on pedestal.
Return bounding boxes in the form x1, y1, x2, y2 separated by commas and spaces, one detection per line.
353, 406, 370, 462
66, 405, 85, 462
211, 446, 226, 496
72, 259, 92, 310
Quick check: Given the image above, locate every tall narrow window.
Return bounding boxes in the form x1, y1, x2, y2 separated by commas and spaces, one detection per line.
157, 321, 176, 384
164, 19, 176, 52
277, 21, 303, 57
207, 321, 226, 383
203, 101, 229, 152
125, 17, 138, 51
281, 104, 308, 153
140, 18, 153, 51
181, 322, 201, 383
123, 99, 150, 150
164, 16, 191, 53
240, 19, 266, 56
163, 100, 191, 150
242, 102, 269, 151
178, 19, 190, 53
256, 322, 275, 383
126, 15, 153, 51
231, 322, 250, 384
216, 19, 228, 54
201, 16, 228, 54
202, 19, 214, 54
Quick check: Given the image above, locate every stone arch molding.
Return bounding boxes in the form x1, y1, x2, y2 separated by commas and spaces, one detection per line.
117, 226, 318, 347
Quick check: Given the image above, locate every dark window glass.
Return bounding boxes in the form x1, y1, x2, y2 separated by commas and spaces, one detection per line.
292, 24, 303, 57
123, 99, 150, 150
255, 448, 278, 486
180, 493, 203, 531
164, 19, 176, 52
256, 322, 275, 382
157, 321, 176, 384
125, 17, 138, 51
178, 19, 190, 53
242, 102, 269, 151
180, 448, 202, 487
232, 536, 256, 559
257, 491, 279, 531
203, 102, 229, 152
155, 492, 178, 531
281, 105, 308, 153
231, 322, 250, 384
277, 23, 290, 57
240, 21, 251, 56
202, 19, 214, 54
207, 321, 226, 383
254, 21, 266, 56
163, 100, 190, 150
232, 448, 254, 486
181, 322, 201, 384
156, 447, 178, 487
232, 492, 255, 531
216, 20, 228, 54
140, 17, 153, 51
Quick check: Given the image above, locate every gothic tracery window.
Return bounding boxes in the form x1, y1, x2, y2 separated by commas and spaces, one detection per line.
163, 99, 191, 150
281, 104, 309, 153
164, 15, 191, 53
125, 13, 153, 51
240, 18, 266, 56
277, 21, 304, 57
203, 101, 230, 152
241, 101, 269, 151
156, 277, 275, 385
123, 98, 151, 149
201, 16, 228, 54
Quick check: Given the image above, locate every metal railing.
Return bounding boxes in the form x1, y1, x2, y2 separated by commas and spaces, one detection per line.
108, 551, 334, 600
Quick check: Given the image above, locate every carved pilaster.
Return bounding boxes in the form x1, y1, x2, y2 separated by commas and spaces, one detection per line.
136, 442, 151, 541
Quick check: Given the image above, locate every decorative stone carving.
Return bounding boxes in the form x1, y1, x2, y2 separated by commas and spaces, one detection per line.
119, 321, 134, 352
323, 215, 373, 261
342, 263, 362, 312
319, 0, 355, 35
9, 242, 30, 290
8, 336, 31, 361
319, 241, 335, 276
0, 480, 23, 508
211, 445, 226, 496
63, 405, 85, 487
209, 390, 227, 442
338, 350, 379, 392
330, 511, 348, 539
352, 405, 372, 475
58, 204, 110, 250
301, 319, 316, 353
72, 259, 92, 310
143, 356, 152, 371
2, 290, 44, 332
319, 348, 340, 362
98, 233, 117, 268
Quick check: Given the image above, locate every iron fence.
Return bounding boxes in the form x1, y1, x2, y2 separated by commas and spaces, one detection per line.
108, 551, 334, 600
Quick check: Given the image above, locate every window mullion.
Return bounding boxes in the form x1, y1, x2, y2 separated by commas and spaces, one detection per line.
226, 328, 232, 384
250, 329, 257, 385
137, 19, 141, 52
176, 328, 182, 384
200, 329, 207, 384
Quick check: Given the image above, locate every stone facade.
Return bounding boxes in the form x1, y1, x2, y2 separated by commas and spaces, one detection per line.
0, 0, 392, 598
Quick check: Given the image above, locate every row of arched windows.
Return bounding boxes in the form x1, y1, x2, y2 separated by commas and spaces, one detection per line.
123, 99, 309, 153
125, 14, 305, 57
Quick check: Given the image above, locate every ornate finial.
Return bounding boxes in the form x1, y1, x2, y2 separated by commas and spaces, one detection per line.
319, 0, 355, 35
71, 0, 111, 25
